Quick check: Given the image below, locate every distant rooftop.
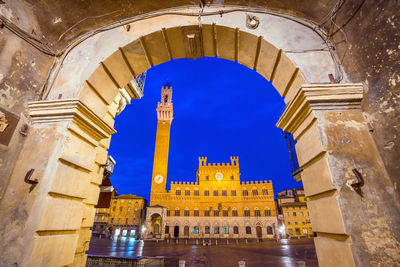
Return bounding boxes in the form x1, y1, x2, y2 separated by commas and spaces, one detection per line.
112, 194, 144, 199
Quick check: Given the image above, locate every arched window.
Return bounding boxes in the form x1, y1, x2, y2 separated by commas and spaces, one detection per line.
184, 207, 189, 216
176, 188, 181, 196
243, 190, 248, 196
213, 208, 219, 217
252, 189, 258, 196
185, 188, 190, 196
222, 189, 227, 196
267, 226, 273, 235
254, 207, 261, 216
265, 208, 271, 216
204, 208, 210, 216
204, 189, 209, 196
231, 189, 236, 196
166, 209, 170, 216
223, 207, 228, 217
244, 207, 250, 217
232, 207, 238, 216
194, 188, 199, 196
262, 188, 268, 195
194, 207, 199, 216
214, 226, 220, 234
205, 226, 210, 234
213, 189, 218, 196
224, 226, 229, 234
233, 226, 239, 234
246, 226, 252, 234
194, 226, 199, 234
165, 225, 170, 234
174, 207, 180, 216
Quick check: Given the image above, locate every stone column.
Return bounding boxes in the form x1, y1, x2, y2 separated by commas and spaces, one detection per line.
277, 84, 400, 266
24, 99, 116, 266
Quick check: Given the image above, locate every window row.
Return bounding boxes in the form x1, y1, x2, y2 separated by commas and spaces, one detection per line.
166, 209, 272, 217
113, 199, 140, 204
112, 207, 140, 212
175, 189, 269, 196
165, 226, 274, 235
284, 211, 307, 217
287, 227, 311, 235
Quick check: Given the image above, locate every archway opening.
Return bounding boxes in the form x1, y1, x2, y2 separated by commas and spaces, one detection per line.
174, 226, 180, 238
150, 213, 162, 236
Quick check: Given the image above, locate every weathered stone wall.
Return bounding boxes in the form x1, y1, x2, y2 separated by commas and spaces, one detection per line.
328, 0, 400, 197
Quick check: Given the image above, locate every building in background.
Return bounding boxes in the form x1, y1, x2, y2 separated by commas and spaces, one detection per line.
145, 84, 277, 241
92, 156, 116, 238
109, 194, 147, 238
275, 188, 312, 239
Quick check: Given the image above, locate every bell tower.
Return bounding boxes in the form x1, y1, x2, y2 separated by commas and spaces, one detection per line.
150, 83, 173, 205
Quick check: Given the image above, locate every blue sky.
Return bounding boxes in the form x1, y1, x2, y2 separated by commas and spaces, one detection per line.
108, 57, 301, 201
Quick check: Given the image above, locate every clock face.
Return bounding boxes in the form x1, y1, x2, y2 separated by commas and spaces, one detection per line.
215, 172, 224, 181
154, 174, 164, 184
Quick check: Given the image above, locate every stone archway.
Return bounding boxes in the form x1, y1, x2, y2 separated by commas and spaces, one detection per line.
3, 8, 398, 267
150, 213, 162, 236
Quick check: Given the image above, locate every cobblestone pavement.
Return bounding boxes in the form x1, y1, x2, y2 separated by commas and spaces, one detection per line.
87, 237, 318, 267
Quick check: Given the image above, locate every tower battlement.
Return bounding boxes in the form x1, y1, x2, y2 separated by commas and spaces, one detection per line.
156, 83, 173, 122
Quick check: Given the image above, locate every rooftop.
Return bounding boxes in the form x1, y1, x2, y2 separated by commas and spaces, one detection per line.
112, 194, 144, 199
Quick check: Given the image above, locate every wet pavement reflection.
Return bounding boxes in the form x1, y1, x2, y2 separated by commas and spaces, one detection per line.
87, 237, 318, 266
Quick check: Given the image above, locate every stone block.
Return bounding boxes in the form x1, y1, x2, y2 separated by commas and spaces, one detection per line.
292, 112, 315, 140
238, 31, 259, 69
90, 166, 104, 185
284, 72, 306, 104
122, 39, 151, 75
142, 31, 170, 66
301, 154, 335, 197
99, 136, 112, 149
165, 27, 186, 59
38, 196, 83, 231
102, 112, 115, 129
60, 133, 97, 172
79, 82, 109, 119
296, 120, 325, 167
201, 24, 216, 57
50, 161, 90, 199
103, 50, 133, 88
216, 25, 236, 61
81, 203, 97, 228
83, 183, 101, 206
308, 194, 347, 234
74, 227, 92, 254
107, 95, 120, 118
87, 65, 119, 105
69, 251, 88, 267
30, 233, 78, 267
314, 235, 355, 267
95, 146, 108, 165
256, 40, 279, 81
272, 53, 297, 96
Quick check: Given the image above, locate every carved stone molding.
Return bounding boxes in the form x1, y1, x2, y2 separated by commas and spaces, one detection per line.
277, 83, 364, 134
28, 99, 116, 144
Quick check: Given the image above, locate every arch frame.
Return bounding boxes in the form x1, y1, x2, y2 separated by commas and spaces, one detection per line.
2, 7, 397, 267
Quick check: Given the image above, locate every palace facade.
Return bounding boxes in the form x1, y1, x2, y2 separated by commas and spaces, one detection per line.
144, 84, 278, 240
